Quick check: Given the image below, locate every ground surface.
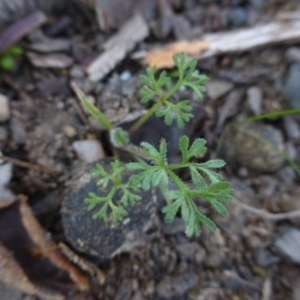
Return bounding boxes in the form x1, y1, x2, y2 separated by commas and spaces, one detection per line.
0, 0, 300, 299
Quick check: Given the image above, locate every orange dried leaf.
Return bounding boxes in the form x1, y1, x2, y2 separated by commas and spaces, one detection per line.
145, 40, 210, 69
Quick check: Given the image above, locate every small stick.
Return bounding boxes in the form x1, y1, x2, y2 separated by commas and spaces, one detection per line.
233, 199, 300, 221
0, 155, 52, 173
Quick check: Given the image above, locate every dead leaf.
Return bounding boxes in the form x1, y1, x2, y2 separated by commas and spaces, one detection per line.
145, 40, 210, 69
0, 195, 92, 299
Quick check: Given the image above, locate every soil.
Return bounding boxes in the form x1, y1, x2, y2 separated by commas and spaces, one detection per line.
0, 0, 300, 299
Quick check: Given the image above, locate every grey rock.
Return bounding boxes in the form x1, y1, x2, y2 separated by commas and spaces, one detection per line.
283, 116, 300, 139
27, 52, 73, 69
156, 272, 197, 299
176, 242, 200, 260
223, 122, 285, 173
217, 89, 244, 132
293, 278, 300, 300
206, 79, 233, 101
249, 0, 266, 9
255, 248, 280, 267
228, 7, 248, 27
278, 166, 296, 184
29, 38, 71, 53
0, 126, 7, 141
0, 94, 10, 122
274, 228, 300, 263
69, 66, 85, 78
285, 47, 300, 63
0, 162, 14, 202
247, 86, 262, 115
10, 117, 26, 145
284, 63, 300, 108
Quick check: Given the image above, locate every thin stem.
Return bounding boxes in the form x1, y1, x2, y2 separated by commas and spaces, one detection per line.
239, 108, 300, 123
129, 79, 183, 134
169, 162, 190, 170
166, 168, 187, 191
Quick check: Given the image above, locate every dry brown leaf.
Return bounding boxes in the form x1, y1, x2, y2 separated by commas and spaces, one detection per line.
145, 40, 210, 69
0, 195, 92, 299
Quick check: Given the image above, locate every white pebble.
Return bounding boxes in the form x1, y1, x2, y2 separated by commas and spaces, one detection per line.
73, 140, 105, 163
0, 94, 10, 122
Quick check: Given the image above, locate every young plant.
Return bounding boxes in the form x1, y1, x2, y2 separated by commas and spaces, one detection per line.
72, 53, 233, 237
0, 45, 23, 71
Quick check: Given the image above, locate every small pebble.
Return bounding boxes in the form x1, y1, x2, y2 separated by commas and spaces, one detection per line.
0, 94, 10, 122
0, 162, 14, 202
0, 127, 7, 141
72, 140, 105, 163
285, 47, 300, 63
206, 79, 233, 101
63, 125, 77, 138
69, 66, 85, 78
278, 166, 296, 183
247, 86, 262, 115
283, 116, 300, 140
228, 7, 248, 27
274, 228, 300, 264
284, 63, 300, 108
223, 122, 285, 173
255, 248, 280, 267
293, 278, 300, 300
120, 71, 131, 81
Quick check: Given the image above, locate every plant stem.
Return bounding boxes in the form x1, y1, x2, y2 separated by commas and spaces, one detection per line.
239, 108, 300, 123
128, 80, 183, 134
166, 168, 187, 191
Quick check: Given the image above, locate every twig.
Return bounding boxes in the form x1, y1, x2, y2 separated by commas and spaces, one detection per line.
233, 199, 300, 221
0, 155, 52, 173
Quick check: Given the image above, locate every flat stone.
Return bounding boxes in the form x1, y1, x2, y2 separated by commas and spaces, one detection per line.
247, 86, 262, 115
285, 47, 300, 63
0, 162, 14, 202
69, 66, 85, 78
29, 38, 71, 53
0, 127, 7, 141
222, 122, 285, 173
156, 272, 197, 299
27, 52, 73, 69
274, 228, 300, 264
0, 94, 10, 122
284, 63, 300, 108
206, 79, 233, 101
73, 140, 105, 163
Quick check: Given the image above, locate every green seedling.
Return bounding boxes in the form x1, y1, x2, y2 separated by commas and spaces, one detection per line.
0, 45, 23, 71
72, 53, 233, 237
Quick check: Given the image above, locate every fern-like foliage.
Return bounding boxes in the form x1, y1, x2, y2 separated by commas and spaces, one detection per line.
84, 160, 141, 222
127, 136, 232, 237
74, 53, 233, 237
138, 53, 209, 128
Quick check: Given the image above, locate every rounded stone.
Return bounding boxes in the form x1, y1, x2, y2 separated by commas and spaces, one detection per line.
0, 94, 10, 122
284, 63, 300, 108
222, 122, 285, 173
